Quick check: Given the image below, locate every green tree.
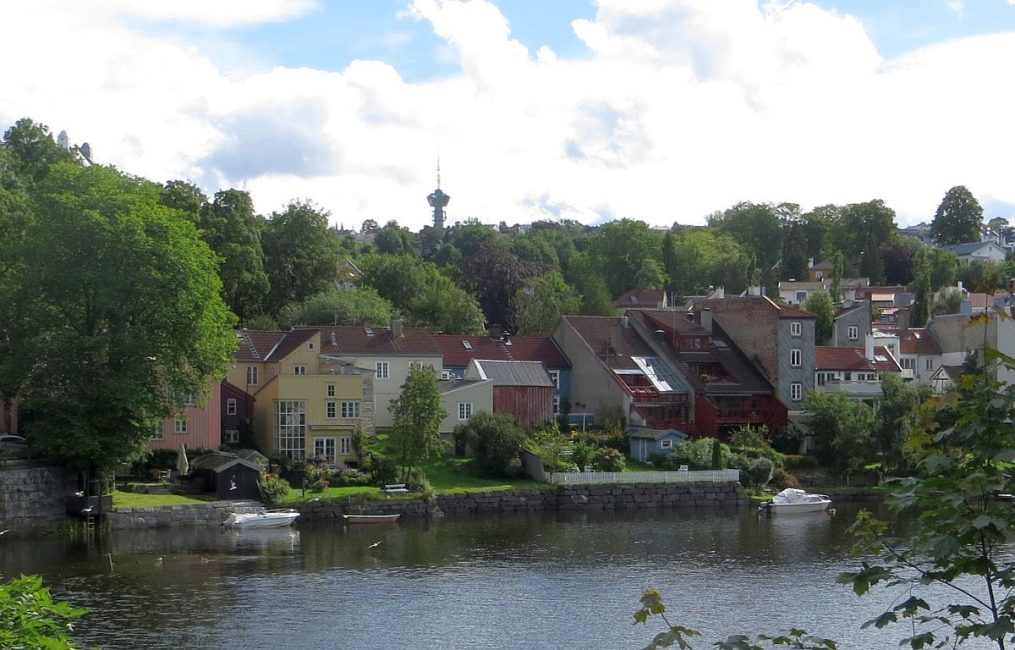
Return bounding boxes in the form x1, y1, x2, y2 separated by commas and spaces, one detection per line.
909, 250, 932, 328
0, 574, 85, 649
453, 411, 524, 477
1, 118, 74, 183
661, 230, 678, 293
926, 247, 960, 291
159, 179, 207, 224
930, 185, 983, 245
262, 200, 339, 311
802, 389, 875, 480
277, 286, 394, 328
780, 220, 810, 281
671, 229, 753, 295
459, 240, 540, 329
708, 202, 786, 269
0, 148, 33, 434
16, 164, 236, 473
874, 373, 930, 475
585, 219, 663, 297
859, 233, 885, 285
842, 352, 1015, 649
374, 220, 416, 255
512, 271, 581, 335
804, 291, 834, 345
829, 252, 844, 302
198, 189, 269, 323
389, 364, 447, 481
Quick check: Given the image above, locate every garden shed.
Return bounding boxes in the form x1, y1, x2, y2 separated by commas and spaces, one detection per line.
628, 428, 688, 463
190, 452, 263, 500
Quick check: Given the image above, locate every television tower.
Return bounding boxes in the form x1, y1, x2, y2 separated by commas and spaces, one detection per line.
427, 158, 450, 230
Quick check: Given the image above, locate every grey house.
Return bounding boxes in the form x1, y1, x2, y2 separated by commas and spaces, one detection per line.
629, 428, 689, 463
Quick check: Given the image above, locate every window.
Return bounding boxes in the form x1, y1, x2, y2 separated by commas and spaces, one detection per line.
314, 437, 335, 464
790, 348, 802, 367
441, 370, 452, 380
151, 421, 164, 440
326, 401, 336, 419
548, 370, 560, 388
376, 361, 389, 379
816, 372, 826, 386
308, 342, 314, 350
458, 402, 473, 420
843, 371, 852, 381
276, 400, 306, 461
791, 382, 802, 401
660, 439, 673, 450
790, 321, 801, 337
552, 395, 560, 414
224, 429, 239, 444
246, 366, 258, 385
179, 391, 196, 406
925, 358, 934, 371
174, 418, 188, 434
341, 401, 360, 418
847, 326, 858, 341
326, 384, 336, 398
901, 358, 915, 370
294, 365, 307, 375
340, 436, 351, 455
795, 290, 807, 303
226, 398, 237, 416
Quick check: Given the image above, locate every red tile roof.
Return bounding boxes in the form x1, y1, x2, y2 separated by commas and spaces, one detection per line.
872, 346, 902, 373
433, 334, 570, 369
815, 346, 875, 371
234, 329, 316, 362
561, 316, 654, 371
899, 329, 942, 355
318, 325, 440, 356
615, 289, 666, 307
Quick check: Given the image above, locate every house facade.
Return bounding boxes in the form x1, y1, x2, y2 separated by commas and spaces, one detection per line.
467, 359, 555, 429
941, 241, 1008, 264
149, 382, 222, 452
898, 328, 943, 383
832, 301, 871, 349
220, 380, 255, 447
438, 377, 493, 436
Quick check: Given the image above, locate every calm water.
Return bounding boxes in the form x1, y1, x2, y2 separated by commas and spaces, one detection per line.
0, 503, 997, 649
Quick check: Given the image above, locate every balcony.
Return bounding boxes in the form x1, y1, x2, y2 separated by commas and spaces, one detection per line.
814, 379, 883, 399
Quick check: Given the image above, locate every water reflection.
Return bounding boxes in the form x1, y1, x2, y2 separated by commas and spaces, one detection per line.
0, 501, 996, 649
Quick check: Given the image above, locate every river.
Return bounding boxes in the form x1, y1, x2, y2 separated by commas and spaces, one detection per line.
0, 501, 998, 649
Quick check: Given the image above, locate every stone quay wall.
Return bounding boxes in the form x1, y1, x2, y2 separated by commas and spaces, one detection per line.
0, 463, 72, 531
106, 500, 264, 530
299, 481, 748, 522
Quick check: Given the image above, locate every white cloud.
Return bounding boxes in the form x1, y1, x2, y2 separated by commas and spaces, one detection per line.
3, 0, 1014, 230
93, 0, 318, 27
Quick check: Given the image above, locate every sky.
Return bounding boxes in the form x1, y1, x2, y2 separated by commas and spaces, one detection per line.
3, 0, 1015, 231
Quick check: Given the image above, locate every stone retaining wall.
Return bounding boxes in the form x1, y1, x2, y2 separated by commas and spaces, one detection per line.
105, 500, 264, 530
299, 481, 747, 522
0, 463, 73, 531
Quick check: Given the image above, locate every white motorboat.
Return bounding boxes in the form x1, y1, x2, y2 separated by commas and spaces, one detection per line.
225, 510, 300, 528
760, 488, 831, 513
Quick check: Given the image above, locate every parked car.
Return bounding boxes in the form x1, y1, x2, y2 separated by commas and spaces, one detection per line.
0, 434, 31, 458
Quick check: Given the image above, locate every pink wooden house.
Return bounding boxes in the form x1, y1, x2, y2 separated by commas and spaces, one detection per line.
148, 382, 222, 451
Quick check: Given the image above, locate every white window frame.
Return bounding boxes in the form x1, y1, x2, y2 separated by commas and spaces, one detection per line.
790, 348, 802, 367
326, 401, 336, 419
376, 361, 389, 379
246, 366, 258, 385
314, 437, 336, 464
341, 401, 360, 418
174, 418, 188, 434
294, 365, 307, 375
552, 394, 560, 414
790, 321, 801, 337
791, 382, 803, 401
226, 398, 237, 416
340, 435, 352, 456
847, 326, 859, 341
548, 370, 560, 388
458, 402, 473, 420
925, 358, 934, 370
276, 400, 306, 461
224, 429, 239, 444
326, 384, 336, 398
660, 439, 673, 450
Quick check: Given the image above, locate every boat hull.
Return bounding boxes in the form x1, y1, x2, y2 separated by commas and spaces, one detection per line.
343, 514, 400, 524
227, 511, 300, 528
765, 500, 830, 513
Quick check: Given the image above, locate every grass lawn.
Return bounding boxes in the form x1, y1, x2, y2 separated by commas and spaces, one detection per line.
623, 459, 659, 472
276, 485, 381, 505
112, 490, 215, 509
421, 456, 541, 493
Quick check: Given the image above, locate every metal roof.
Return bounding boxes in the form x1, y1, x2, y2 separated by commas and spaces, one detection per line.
473, 360, 554, 386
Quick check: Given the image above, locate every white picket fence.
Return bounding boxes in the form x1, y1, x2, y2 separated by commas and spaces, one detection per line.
546, 469, 740, 485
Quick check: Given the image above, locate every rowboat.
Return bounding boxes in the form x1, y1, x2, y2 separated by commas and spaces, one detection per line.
343, 514, 401, 524
225, 510, 300, 528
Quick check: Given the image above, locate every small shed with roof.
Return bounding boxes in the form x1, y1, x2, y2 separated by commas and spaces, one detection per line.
628, 428, 689, 463
465, 359, 555, 428
190, 452, 263, 500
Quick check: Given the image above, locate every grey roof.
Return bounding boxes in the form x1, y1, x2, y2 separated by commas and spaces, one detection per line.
438, 378, 491, 394
628, 428, 689, 441
473, 360, 553, 387
190, 452, 262, 474
942, 241, 1005, 256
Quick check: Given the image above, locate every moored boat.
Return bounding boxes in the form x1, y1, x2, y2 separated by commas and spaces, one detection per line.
760, 488, 831, 513
225, 510, 300, 528
343, 513, 401, 524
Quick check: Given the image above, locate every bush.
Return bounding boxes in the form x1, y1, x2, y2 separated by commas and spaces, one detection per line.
361, 451, 398, 486
571, 438, 597, 471
771, 426, 802, 454
525, 425, 571, 471
738, 456, 774, 489
784, 454, 818, 470
0, 574, 85, 649
303, 463, 329, 493
455, 412, 525, 477
331, 468, 373, 487
594, 447, 626, 472
258, 475, 291, 504
673, 438, 732, 470
770, 467, 800, 490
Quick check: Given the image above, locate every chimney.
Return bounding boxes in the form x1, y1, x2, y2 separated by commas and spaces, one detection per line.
700, 308, 712, 333
865, 334, 875, 361
391, 318, 403, 338
845, 288, 856, 303
488, 324, 502, 340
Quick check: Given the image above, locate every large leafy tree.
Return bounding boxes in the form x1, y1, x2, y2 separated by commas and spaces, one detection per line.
826, 200, 897, 261
262, 199, 339, 312
803, 291, 834, 345
671, 229, 753, 295
909, 249, 932, 328
459, 240, 541, 329
708, 201, 788, 269
198, 189, 269, 323
16, 164, 236, 473
512, 271, 581, 336
1, 118, 73, 183
802, 389, 875, 480
780, 220, 811, 281
389, 364, 447, 480
584, 219, 663, 297
0, 147, 33, 434
930, 185, 983, 245
159, 179, 207, 224
873, 372, 930, 474
276, 286, 394, 328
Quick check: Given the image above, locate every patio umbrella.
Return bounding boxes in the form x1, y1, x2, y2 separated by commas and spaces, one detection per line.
176, 443, 189, 476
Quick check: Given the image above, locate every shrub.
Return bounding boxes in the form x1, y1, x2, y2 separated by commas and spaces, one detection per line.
729, 424, 769, 450
784, 454, 818, 470
739, 456, 774, 489
770, 467, 800, 490
571, 438, 597, 471
361, 451, 399, 485
594, 447, 626, 472
771, 426, 802, 454
455, 412, 525, 477
258, 475, 291, 504
525, 425, 570, 470
303, 463, 329, 493
0, 574, 85, 649
673, 438, 732, 470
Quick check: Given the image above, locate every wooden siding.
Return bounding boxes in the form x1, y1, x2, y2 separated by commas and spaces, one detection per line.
149, 382, 222, 451
492, 385, 553, 429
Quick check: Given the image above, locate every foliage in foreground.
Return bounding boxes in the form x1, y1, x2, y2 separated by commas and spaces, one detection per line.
634, 588, 836, 649
0, 574, 85, 649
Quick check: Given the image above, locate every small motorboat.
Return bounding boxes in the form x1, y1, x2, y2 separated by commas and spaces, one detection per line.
343, 513, 400, 524
225, 510, 300, 528
760, 488, 831, 513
